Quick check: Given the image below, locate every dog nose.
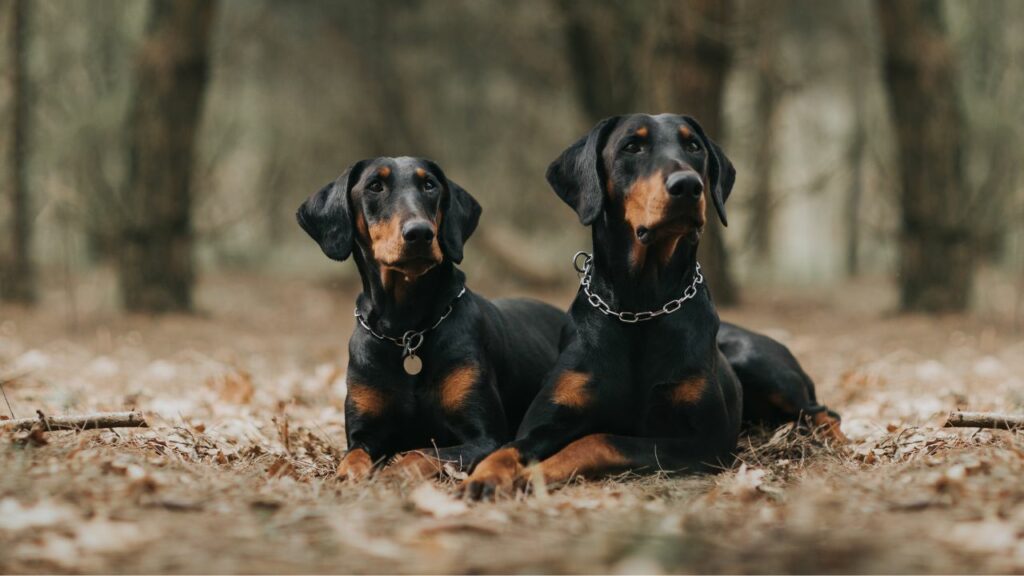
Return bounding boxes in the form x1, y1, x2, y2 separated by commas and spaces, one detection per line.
666, 171, 703, 199
402, 220, 435, 244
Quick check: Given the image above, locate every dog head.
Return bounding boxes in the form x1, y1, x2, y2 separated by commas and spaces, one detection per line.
546, 113, 734, 248
297, 157, 481, 278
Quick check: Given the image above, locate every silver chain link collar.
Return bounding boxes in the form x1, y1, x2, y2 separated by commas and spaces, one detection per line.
353, 286, 467, 356
573, 251, 703, 324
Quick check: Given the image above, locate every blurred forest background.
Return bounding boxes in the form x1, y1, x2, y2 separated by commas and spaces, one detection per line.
1, 0, 1023, 321
4, 3, 1024, 573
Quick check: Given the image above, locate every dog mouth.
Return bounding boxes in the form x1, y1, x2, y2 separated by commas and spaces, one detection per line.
385, 255, 440, 277
635, 217, 704, 246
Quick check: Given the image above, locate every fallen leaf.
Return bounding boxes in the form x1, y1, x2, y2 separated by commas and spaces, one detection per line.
410, 483, 468, 518
0, 498, 76, 531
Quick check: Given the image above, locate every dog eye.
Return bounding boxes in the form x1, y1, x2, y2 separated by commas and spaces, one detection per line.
622, 141, 642, 154
686, 140, 702, 154
367, 181, 384, 193
423, 180, 436, 191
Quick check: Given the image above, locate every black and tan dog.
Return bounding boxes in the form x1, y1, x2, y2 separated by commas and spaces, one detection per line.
463, 114, 843, 498
297, 157, 565, 481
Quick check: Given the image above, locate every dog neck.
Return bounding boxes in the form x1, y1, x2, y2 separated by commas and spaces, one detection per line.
352, 248, 464, 337
587, 218, 701, 312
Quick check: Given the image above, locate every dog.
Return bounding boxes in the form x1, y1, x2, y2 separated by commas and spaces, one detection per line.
297, 157, 566, 481
462, 114, 843, 499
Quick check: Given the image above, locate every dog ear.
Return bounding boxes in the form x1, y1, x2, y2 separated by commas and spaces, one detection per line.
682, 116, 735, 227
439, 177, 482, 264
295, 160, 367, 261
545, 116, 621, 226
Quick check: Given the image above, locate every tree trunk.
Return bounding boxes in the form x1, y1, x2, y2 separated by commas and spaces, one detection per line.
0, 0, 36, 304
665, 0, 739, 305
558, 0, 645, 119
875, 0, 972, 312
745, 14, 780, 262
119, 0, 217, 313
845, 95, 866, 277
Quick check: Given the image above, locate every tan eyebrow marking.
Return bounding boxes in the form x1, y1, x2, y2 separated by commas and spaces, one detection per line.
414, 167, 427, 178
635, 126, 648, 137
679, 125, 692, 139
377, 166, 391, 178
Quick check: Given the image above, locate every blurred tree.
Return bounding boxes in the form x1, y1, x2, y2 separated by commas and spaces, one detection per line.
0, 0, 36, 304
663, 0, 739, 305
876, 0, 972, 312
835, 2, 874, 277
743, 1, 783, 263
119, 0, 217, 312
558, 0, 647, 119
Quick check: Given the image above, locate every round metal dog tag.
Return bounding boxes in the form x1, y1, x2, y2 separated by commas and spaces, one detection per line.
403, 353, 423, 375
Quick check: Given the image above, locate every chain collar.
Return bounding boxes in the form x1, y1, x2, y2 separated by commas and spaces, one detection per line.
572, 251, 703, 324
354, 286, 467, 354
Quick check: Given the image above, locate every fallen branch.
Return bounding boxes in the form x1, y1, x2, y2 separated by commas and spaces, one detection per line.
0, 410, 148, 433
944, 411, 1024, 430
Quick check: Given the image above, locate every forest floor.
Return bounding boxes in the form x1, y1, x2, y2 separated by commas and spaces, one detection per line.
1, 271, 1023, 574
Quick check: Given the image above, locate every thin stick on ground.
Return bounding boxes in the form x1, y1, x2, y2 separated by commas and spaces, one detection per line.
944, 411, 1024, 430
0, 410, 148, 432
0, 378, 15, 419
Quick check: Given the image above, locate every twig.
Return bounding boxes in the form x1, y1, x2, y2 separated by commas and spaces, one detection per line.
0, 376, 16, 419
0, 410, 148, 432
944, 411, 1024, 431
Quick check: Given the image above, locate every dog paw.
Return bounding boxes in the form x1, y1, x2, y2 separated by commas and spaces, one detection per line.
335, 448, 374, 482
812, 410, 847, 443
460, 447, 523, 501
378, 451, 443, 483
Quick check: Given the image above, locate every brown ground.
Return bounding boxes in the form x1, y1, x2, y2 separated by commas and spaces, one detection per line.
1, 271, 1023, 574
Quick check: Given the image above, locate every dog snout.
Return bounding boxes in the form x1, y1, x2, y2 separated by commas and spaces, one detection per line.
401, 219, 435, 244
666, 171, 703, 199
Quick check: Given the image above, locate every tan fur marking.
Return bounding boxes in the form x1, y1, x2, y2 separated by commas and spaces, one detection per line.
671, 376, 706, 405
635, 126, 648, 137
537, 434, 628, 484
336, 448, 373, 481
355, 211, 369, 241
414, 167, 426, 178
347, 380, 386, 416
369, 216, 404, 264
812, 412, 847, 443
466, 446, 523, 488
381, 451, 443, 481
377, 166, 391, 178
440, 364, 479, 412
631, 236, 682, 273
679, 125, 692, 139
624, 173, 671, 232
552, 371, 590, 408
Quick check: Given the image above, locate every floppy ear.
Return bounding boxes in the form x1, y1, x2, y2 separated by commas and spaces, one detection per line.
295, 160, 367, 261
682, 116, 735, 227
545, 116, 621, 226
439, 177, 482, 264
